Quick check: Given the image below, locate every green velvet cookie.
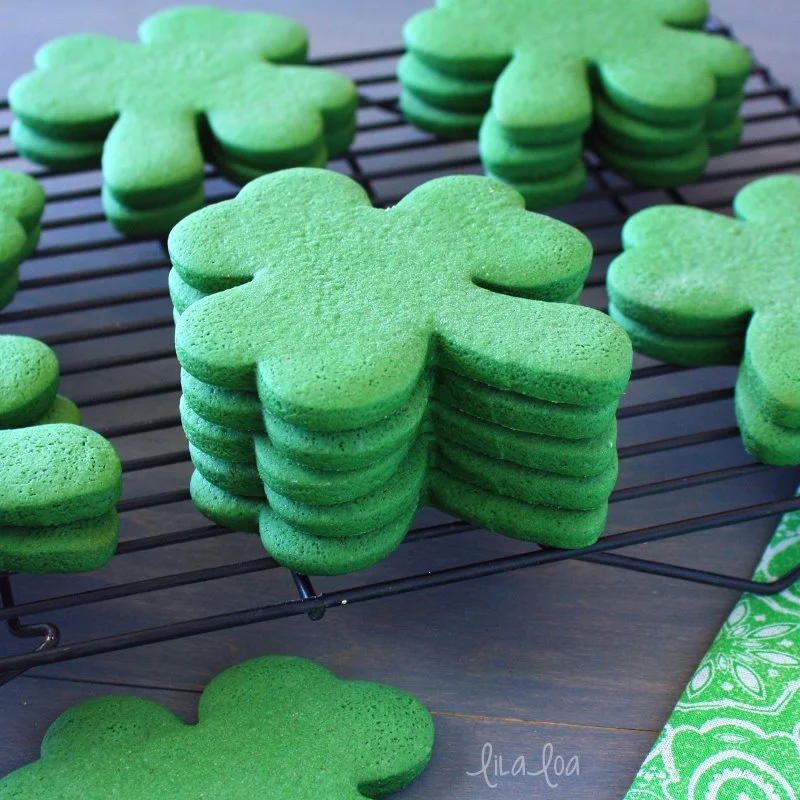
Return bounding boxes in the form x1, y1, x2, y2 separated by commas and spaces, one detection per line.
432, 403, 617, 477
33, 394, 82, 426
480, 112, 583, 181
591, 138, 710, 187
430, 468, 608, 548
211, 139, 329, 187
10, 119, 105, 171
706, 91, 745, 129
180, 396, 255, 462
433, 369, 618, 439
10, 7, 357, 234
608, 174, 800, 464
742, 351, 800, 430
182, 371, 432, 471
263, 387, 429, 471
707, 116, 743, 155
608, 303, 744, 366
172, 170, 631, 564
170, 268, 210, 315
181, 368, 264, 430
0, 271, 19, 309
256, 434, 413, 506
101, 185, 205, 238
189, 444, 265, 498
260, 506, 419, 575
0, 169, 47, 233
0, 510, 118, 574
265, 436, 429, 538
485, 163, 588, 211
0, 388, 109, 573
404, 0, 751, 134
172, 170, 630, 430
398, 89, 484, 139
0, 170, 45, 308
0, 655, 435, 799
437, 438, 619, 511
0, 424, 122, 526
592, 94, 705, 156
736, 363, 800, 465
397, 52, 494, 112
190, 471, 261, 533
0, 335, 60, 427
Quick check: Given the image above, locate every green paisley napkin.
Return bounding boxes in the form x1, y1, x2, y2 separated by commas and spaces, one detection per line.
625, 501, 800, 799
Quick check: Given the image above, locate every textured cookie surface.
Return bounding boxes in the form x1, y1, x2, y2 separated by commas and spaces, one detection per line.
0, 170, 44, 308
0, 169, 47, 233
0, 335, 60, 427
0, 510, 118, 573
404, 0, 750, 132
10, 6, 357, 232
0, 424, 122, 526
607, 174, 800, 463
173, 168, 631, 431
0, 655, 435, 799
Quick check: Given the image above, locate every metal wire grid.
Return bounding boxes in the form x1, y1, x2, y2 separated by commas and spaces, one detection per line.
1, 25, 799, 683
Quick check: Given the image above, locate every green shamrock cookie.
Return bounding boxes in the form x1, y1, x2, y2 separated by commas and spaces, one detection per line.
170, 169, 631, 567
0, 335, 60, 426
607, 174, 800, 464
0, 335, 122, 572
404, 0, 751, 136
10, 6, 357, 235
0, 170, 45, 309
0, 655, 435, 799
172, 168, 631, 428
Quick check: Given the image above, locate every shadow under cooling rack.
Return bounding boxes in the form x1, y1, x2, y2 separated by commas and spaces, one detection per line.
1, 26, 800, 683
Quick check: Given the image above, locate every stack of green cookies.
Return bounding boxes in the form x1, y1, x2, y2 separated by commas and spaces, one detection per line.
399, 0, 752, 208
0, 170, 45, 310
169, 168, 631, 576
607, 175, 800, 466
9, 6, 357, 235
0, 335, 122, 572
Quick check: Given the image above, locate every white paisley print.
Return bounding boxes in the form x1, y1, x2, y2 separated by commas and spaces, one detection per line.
626, 501, 800, 799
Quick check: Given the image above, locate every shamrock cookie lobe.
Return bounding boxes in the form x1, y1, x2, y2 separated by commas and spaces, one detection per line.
607, 174, 800, 464
0, 170, 45, 309
400, 0, 751, 206
0, 335, 60, 427
10, 6, 358, 236
0, 655, 435, 799
170, 168, 631, 574
172, 169, 628, 425
0, 334, 123, 572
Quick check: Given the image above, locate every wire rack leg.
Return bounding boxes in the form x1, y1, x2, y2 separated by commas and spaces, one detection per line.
291, 573, 325, 621
0, 574, 60, 686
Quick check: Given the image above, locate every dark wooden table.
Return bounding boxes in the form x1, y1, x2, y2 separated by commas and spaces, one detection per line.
1, 3, 799, 798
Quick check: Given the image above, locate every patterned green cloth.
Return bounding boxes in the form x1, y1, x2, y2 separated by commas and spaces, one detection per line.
625, 502, 800, 799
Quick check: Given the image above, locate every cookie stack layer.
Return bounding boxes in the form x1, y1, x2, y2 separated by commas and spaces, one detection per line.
607, 175, 800, 465
174, 299, 623, 576
169, 169, 632, 576
9, 7, 357, 236
0, 170, 45, 310
400, 0, 752, 208
0, 335, 122, 572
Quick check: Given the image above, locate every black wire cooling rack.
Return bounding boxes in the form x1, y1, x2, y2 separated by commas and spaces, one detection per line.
1, 23, 799, 685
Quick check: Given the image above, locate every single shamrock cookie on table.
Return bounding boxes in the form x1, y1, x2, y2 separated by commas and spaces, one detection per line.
0, 655, 435, 799
607, 174, 800, 465
400, 0, 751, 208
169, 168, 632, 575
0, 334, 121, 572
0, 170, 45, 310
9, 6, 358, 236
